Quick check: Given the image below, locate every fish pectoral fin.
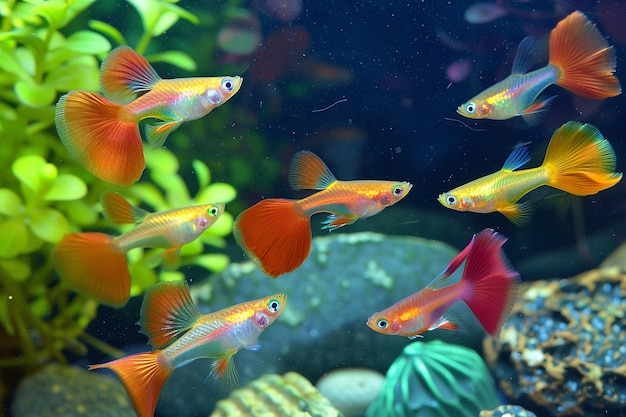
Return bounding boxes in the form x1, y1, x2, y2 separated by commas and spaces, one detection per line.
429, 313, 460, 332
244, 339, 261, 352
158, 247, 182, 271
521, 95, 556, 126
499, 202, 533, 226
144, 120, 183, 149
321, 214, 357, 231
209, 350, 239, 388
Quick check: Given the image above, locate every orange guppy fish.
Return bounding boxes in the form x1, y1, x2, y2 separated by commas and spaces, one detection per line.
54, 191, 224, 306
55, 46, 243, 187
89, 280, 286, 417
437, 121, 622, 225
233, 150, 413, 277
457, 11, 621, 123
367, 228, 520, 338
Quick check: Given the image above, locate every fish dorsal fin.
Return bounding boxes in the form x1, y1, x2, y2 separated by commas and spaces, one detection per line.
100, 46, 162, 104
511, 36, 542, 74
100, 191, 149, 225
137, 281, 202, 349
502, 143, 531, 171
288, 151, 337, 190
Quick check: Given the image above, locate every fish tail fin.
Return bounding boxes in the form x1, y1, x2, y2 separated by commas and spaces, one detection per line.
55, 91, 145, 187
89, 351, 172, 417
233, 198, 311, 277
288, 150, 337, 190
549, 11, 621, 99
543, 121, 622, 196
461, 229, 520, 336
53, 232, 130, 306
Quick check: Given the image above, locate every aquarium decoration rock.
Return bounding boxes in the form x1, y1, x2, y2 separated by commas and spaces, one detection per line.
11, 363, 135, 417
365, 340, 500, 417
210, 372, 343, 417
479, 404, 537, 417
483, 262, 626, 417
316, 367, 385, 417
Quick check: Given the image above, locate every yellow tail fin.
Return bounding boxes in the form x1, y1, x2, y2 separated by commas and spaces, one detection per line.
543, 121, 622, 196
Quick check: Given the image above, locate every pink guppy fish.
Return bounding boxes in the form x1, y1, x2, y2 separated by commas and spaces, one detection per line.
367, 228, 520, 338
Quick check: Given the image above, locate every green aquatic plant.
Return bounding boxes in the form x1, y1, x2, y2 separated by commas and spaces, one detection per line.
0, 0, 239, 389
366, 340, 500, 417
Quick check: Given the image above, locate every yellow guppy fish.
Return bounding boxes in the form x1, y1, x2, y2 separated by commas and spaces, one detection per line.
437, 121, 622, 224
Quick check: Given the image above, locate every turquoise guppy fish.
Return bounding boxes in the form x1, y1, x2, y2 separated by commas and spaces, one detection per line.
89, 281, 286, 417
457, 11, 621, 124
55, 45, 243, 187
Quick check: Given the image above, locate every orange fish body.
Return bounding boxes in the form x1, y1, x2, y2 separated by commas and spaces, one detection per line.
233, 151, 412, 277
367, 229, 520, 338
55, 46, 243, 187
457, 11, 621, 123
437, 121, 622, 224
54, 191, 224, 306
89, 280, 286, 417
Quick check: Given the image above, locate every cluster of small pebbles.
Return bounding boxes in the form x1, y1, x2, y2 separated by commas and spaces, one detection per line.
484, 253, 626, 417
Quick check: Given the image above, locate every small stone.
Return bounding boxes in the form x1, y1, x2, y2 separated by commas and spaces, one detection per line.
316, 368, 384, 417
11, 363, 135, 417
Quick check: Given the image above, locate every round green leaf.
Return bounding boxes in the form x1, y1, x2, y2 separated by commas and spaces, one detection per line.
196, 182, 237, 204
193, 253, 230, 272
0, 219, 29, 258
192, 159, 210, 189
88, 20, 127, 46
12, 154, 47, 192
158, 271, 185, 282
45, 174, 87, 201
57, 200, 98, 226
1, 259, 31, 282
148, 51, 196, 71
14, 80, 56, 107
179, 239, 203, 257
45, 56, 100, 91
65, 30, 111, 54
0, 189, 22, 216
32, 1, 67, 28
145, 148, 179, 174
29, 207, 69, 243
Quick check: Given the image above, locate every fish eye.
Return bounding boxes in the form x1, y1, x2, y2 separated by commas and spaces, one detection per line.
266, 299, 281, 313
376, 318, 389, 329
465, 102, 476, 114
208, 206, 220, 217
221, 78, 235, 92
445, 195, 458, 206
391, 184, 404, 196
